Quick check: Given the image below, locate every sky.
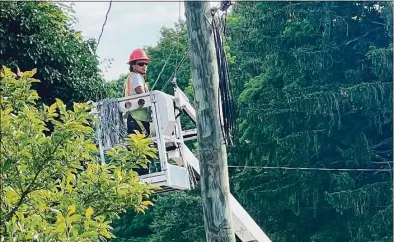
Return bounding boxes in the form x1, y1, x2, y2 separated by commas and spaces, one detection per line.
69, 1, 186, 81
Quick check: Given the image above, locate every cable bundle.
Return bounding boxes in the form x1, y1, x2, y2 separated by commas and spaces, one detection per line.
97, 99, 128, 150
212, 14, 237, 146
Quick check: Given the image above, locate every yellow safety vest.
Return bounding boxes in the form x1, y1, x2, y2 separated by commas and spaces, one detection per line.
123, 72, 151, 123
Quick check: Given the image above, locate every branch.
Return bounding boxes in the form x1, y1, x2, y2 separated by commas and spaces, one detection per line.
370, 137, 393, 149
94, 208, 121, 218
4, 133, 67, 221
372, 161, 393, 164
14, 166, 25, 194
4, 172, 40, 222
23, 195, 48, 221
371, 20, 386, 26
372, 149, 392, 154
345, 27, 382, 45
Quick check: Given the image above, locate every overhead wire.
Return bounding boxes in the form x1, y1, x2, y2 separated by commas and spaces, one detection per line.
171, 1, 184, 90
227, 165, 392, 172
150, 49, 174, 90
161, 51, 188, 91
175, 1, 182, 70
153, 2, 185, 92
96, 0, 113, 52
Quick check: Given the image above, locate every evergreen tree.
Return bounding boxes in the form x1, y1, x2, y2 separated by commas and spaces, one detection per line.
227, 2, 392, 241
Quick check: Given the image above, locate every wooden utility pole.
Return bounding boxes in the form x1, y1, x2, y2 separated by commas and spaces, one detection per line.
184, 1, 236, 242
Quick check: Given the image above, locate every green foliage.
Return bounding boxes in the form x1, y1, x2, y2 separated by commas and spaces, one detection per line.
106, 74, 128, 99
106, 2, 392, 242
227, 1, 393, 241
149, 190, 204, 242
0, 67, 156, 241
0, 1, 110, 106
145, 20, 192, 97
145, 20, 196, 130
111, 209, 154, 242
110, 190, 204, 242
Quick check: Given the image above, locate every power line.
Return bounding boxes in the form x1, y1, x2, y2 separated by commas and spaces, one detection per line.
175, 0, 182, 68
151, 3, 183, 91
161, 51, 188, 91
228, 165, 392, 172
96, 0, 113, 52
150, 49, 174, 91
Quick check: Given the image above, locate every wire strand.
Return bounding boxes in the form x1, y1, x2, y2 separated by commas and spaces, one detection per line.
175, 1, 182, 70
150, 49, 174, 91
96, 0, 113, 52
212, 8, 237, 145
228, 165, 392, 172
161, 51, 188, 91
154, 5, 185, 92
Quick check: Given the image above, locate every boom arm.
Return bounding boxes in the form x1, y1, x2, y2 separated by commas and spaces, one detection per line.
94, 89, 271, 241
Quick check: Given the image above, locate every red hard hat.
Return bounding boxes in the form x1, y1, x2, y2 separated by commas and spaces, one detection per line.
128, 48, 150, 64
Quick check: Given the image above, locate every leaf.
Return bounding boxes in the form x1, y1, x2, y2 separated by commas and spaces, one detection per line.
15, 211, 25, 224
115, 168, 122, 182
141, 200, 153, 206
66, 214, 81, 224
135, 207, 146, 214
80, 231, 97, 239
55, 212, 66, 233
99, 229, 113, 239
85, 207, 94, 218
48, 102, 57, 114
5, 188, 19, 205
55, 98, 66, 114
67, 204, 76, 217
25, 231, 34, 240
65, 172, 76, 193
23, 68, 37, 78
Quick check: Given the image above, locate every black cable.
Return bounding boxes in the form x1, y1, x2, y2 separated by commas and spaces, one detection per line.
161, 51, 188, 91
228, 165, 392, 172
212, 13, 236, 146
96, 0, 112, 51
151, 48, 174, 91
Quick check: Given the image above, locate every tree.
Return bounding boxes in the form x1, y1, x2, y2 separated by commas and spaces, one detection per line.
106, 73, 128, 99
149, 190, 205, 242
0, 1, 110, 106
145, 20, 191, 96
110, 190, 205, 242
110, 208, 155, 242
0, 66, 157, 241
226, 1, 392, 241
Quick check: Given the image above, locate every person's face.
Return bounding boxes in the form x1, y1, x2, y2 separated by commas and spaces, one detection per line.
133, 61, 148, 74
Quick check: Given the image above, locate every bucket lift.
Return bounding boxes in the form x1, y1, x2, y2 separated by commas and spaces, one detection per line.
94, 86, 271, 242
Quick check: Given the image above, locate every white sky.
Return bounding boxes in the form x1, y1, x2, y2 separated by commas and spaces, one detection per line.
69, 1, 186, 81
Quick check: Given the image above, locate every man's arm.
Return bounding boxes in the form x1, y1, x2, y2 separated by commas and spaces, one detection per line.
128, 74, 146, 95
